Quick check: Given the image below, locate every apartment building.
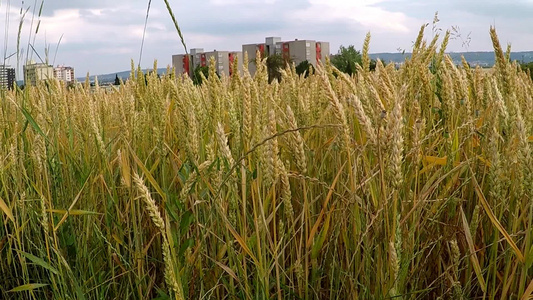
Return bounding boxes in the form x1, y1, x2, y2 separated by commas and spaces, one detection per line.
242, 37, 282, 75
24, 61, 54, 86
204, 50, 243, 77
190, 48, 205, 70
54, 65, 75, 83
0, 65, 16, 90
172, 53, 192, 77
281, 40, 330, 66
173, 48, 243, 78
242, 37, 330, 76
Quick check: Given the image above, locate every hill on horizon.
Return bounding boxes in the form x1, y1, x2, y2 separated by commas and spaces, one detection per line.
76, 68, 169, 84
369, 51, 533, 67
79, 51, 533, 83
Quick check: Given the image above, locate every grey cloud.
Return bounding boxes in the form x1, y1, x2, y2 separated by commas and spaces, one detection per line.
77, 8, 144, 25
379, 0, 533, 20
37, 0, 113, 16
182, 19, 286, 35
462, 2, 533, 20
3, 0, 533, 76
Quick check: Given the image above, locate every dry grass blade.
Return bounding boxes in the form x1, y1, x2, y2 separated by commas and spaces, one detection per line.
205, 254, 241, 283
224, 220, 259, 266
0, 196, 14, 223
54, 173, 91, 231
119, 149, 131, 188
423, 155, 447, 166
471, 168, 525, 263
460, 206, 487, 293
307, 162, 345, 248
127, 144, 167, 203
522, 279, 533, 300
311, 203, 335, 260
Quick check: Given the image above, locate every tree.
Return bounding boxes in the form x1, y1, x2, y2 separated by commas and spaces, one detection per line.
369, 59, 377, 72
330, 45, 362, 76
114, 74, 121, 85
295, 60, 314, 77
266, 53, 291, 83
520, 61, 533, 80
192, 65, 209, 85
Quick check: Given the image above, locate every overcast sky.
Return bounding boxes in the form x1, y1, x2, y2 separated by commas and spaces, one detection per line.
2, 0, 533, 77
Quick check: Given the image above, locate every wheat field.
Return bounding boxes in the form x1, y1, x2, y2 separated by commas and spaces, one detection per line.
0, 26, 532, 299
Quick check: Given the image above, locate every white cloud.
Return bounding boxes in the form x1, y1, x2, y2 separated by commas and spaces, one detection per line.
293, 0, 415, 33
35, 6, 152, 45
210, 0, 279, 5
82, 47, 135, 55
2, 0, 533, 76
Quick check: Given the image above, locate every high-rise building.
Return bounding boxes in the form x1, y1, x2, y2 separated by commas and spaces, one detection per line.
24, 61, 54, 86
190, 48, 205, 71
173, 37, 329, 78
172, 48, 243, 78
242, 37, 330, 76
54, 65, 75, 83
203, 50, 243, 77
172, 53, 193, 77
0, 65, 16, 90
242, 36, 282, 75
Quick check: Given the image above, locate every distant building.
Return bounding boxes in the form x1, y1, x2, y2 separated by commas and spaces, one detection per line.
54, 65, 75, 83
172, 48, 243, 78
172, 37, 329, 78
204, 50, 243, 77
242, 37, 281, 75
24, 61, 54, 86
172, 53, 192, 77
242, 37, 330, 76
190, 48, 205, 71
0, 65, 16, 90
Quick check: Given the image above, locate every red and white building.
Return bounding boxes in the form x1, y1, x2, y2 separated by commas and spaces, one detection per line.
172, 48, 243, 78
242, 37, 330, 76
172, 37, 329, 78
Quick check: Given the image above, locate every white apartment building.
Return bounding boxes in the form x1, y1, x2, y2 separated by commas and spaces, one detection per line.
54, 66, 75, 83
24, 61, 54, 86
